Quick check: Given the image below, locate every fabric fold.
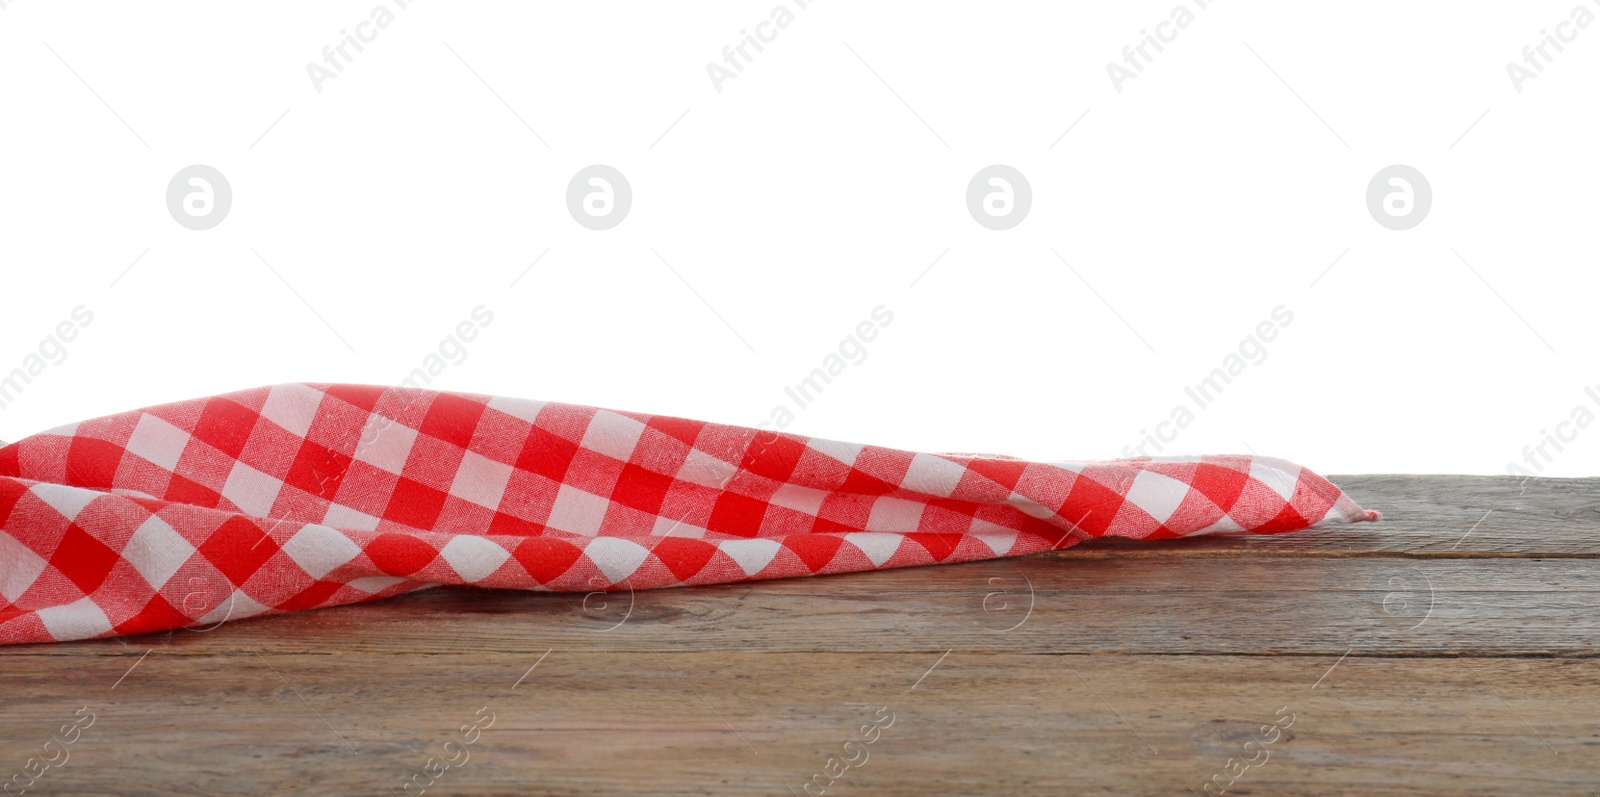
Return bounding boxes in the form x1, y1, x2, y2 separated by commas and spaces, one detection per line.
0, 383, 1377, 644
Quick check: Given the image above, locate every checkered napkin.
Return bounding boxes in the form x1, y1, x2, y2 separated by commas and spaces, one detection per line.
0, 383, 1378, 644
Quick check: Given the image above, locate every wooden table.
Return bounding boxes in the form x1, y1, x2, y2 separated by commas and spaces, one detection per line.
3, 475, 1596, 796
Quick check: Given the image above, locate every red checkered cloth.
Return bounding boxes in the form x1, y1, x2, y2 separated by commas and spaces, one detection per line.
0, 383, 1378, 644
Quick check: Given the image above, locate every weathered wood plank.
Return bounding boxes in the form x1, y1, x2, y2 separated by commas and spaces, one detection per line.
8, 553, 1598, 657
2, 475, 1596, 796
0, 652, 1593, 797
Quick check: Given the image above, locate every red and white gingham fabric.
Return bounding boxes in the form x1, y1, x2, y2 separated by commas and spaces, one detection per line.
0, 383, 1378, 645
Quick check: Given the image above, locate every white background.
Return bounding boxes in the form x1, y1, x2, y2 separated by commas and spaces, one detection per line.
0, 0, 1595, 477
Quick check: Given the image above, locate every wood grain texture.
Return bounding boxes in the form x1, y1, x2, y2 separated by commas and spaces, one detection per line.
2, 475, 1597, 796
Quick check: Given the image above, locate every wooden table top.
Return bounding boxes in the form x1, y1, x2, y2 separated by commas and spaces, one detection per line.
3, 475, 1596, 796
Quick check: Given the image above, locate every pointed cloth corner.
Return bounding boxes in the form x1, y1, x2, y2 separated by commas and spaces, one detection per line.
0, 383, 1378, 644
